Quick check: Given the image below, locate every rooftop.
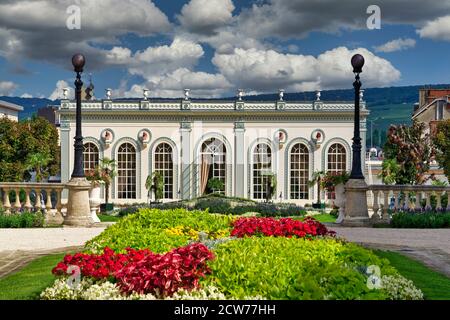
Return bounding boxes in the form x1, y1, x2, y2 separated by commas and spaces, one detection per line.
0, 100, 24, 112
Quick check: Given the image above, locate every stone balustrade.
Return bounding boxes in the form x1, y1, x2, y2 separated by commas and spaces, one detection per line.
0, 182, 66, 225
368, 185, 450, 222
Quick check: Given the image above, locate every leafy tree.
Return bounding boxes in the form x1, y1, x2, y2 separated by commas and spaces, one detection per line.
0, 116, 59, 182
151, 171, 164, 202
379, 158, 401, 185
308, 171, 325, 204
98, 157, 116, 205
207, 178, 224, 194
25, 152, 53, 182
381, 121, 434, 185
432, 119, 450, 180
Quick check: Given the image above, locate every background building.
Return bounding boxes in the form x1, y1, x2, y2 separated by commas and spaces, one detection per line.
413, 88, 450, 134
0, 100, 23, 121
57, 93, 369, 205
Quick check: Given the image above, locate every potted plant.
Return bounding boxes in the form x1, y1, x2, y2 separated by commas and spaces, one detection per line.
207, 178, 225, 194
321, 171, 350, 223
86, 167, 103, 222
98, 157, 116, 212
308, 170, 326, 209
151, 171, 164, 203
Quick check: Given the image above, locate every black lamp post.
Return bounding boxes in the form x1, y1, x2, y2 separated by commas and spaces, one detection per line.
71, 54, 86, 178
349, 54, 365, 180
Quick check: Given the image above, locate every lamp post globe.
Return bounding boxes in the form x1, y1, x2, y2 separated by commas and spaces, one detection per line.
72, 54, 85, 73
351, 54, 365, 74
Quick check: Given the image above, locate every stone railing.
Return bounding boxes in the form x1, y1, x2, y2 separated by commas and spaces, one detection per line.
368, 185, 450, 222
0, 182, 66, 225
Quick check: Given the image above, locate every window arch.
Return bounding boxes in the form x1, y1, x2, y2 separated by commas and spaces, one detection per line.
327, 143, 347, 199
154, 143, 174, 199
199, 138, 226, 195
290, 143, 309, 199
327, 143, 347, 173
253, 143, 272, 200
117, 143, 136, 199
83, 142, 99, 174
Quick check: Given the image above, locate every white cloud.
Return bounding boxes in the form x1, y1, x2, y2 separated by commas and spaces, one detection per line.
0, 81, 18, 96
374, 38, 416, 52
212, 46, 401, 92
418, 15, 450, 41
49, 80, 73, 100
123, 68, 233, 98
0, 0, 171, 68
178, 0, 235, 35
20, 93, 33, 98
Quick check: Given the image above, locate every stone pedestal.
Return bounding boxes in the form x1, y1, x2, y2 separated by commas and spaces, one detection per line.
64, 177, 94, 226
342, 178, 371, 227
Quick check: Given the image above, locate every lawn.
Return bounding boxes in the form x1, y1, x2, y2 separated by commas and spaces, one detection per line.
374, 250, 450, 300
0, 252, 67, 300
98, 214, 121, 222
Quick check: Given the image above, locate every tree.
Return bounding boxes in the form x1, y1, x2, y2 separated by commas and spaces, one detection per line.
432, 119, 450, 180
308, 170, 326, 205
98, 157, 116, 205
381, 121, 434, 185
25, 152, 53, 182
151, 171, 164, 202
207, 178, 224, 194
379, 158, 400, 185
0, 116, 60, 182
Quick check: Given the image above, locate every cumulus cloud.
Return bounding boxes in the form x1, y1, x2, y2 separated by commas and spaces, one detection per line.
49, 80, 73, 100
0, 81, 18, 96
374, 38, 416, 53
0, 0, 171, 68
236, 0, 450, 40
124, 68, 233, 98
417, 15, 450, 41
178, 0, 235, 35
20, 93, 33, 98
212, 47, 401, 92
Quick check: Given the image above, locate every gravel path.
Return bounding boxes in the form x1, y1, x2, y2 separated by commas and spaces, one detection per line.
329, 226, 450, 278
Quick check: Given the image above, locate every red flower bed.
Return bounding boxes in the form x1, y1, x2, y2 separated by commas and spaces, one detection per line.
230, 217, 335, 238
52, 243, 214, 297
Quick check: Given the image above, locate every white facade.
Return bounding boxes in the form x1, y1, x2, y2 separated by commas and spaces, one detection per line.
57, 97, 369, 205
0, 100, 23, 121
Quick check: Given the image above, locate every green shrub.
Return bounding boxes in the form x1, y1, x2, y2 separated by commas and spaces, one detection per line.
203, 237, 398, 300
85, 208, 234, 253
391, 212, 450, 228
0, 211, 44, 228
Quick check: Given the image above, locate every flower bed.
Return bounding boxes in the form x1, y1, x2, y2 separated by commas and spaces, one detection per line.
42, 208, 423, 300
231, 217, 335, 238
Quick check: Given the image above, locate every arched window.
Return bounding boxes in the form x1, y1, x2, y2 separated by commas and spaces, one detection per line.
253, 143, 272, 200
117, 143, 136, 199
154, 143, 173, 199
290, 143, 309, 199
200, 138, 226, 195
83, 142, 99, 174
327, 143, 347, 199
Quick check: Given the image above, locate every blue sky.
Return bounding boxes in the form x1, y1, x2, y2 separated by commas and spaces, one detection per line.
0, 0, 450, 99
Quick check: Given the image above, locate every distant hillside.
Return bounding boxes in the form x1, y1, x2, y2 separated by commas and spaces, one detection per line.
3, 84, 449, 134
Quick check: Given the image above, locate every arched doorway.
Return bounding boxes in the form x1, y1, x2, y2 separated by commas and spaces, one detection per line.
199, 138, 226, 195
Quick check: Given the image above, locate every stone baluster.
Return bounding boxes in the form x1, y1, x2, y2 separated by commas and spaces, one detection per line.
45, 189, 53, 212
14, 188, 22, 212
425, 192, 431, 210
372, 190, 380, 218
404, 191, 410, 211
414, 192, 422, 212
3, 188, 11, 214
436, 192, 442, 211
56, 189, 63, 215
447, 191, 450, 212
35, 188, 42, 212
393, 191, 399, 211
382, 191, 390, 222
24, 188, 33, 211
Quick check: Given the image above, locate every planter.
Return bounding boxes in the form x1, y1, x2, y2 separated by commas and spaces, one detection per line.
312, 203, 326, 209
334, 183, 345, 223
89, 186, 101, 223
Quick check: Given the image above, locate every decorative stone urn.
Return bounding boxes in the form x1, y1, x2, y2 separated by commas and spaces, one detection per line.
89, 185, 101, 223
334, 183, 346, 224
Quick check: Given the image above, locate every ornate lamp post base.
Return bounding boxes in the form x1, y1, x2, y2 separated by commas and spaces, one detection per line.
342, 179, 371, 227
64, 177, 94, 227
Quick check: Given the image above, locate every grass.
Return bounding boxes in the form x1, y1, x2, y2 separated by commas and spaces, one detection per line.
374, 250, 450, 300
98, 214, 120, 222
0, 252, 67, 300
304, 213, 336, 223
